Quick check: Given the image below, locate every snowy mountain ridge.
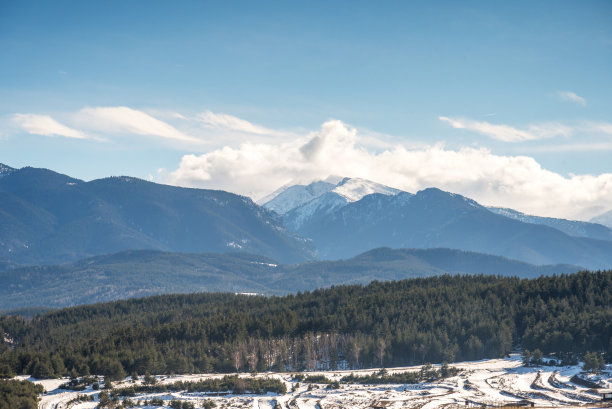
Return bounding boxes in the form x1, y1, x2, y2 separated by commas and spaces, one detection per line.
489, 206, 612, 241
284, 191, 350, 231
262, 176, 402, 215
262, 175, 612, 243
260, 177, 612, 268
0, 163, 15, 178
259, 180, 337, 215
333, 177, 401, 202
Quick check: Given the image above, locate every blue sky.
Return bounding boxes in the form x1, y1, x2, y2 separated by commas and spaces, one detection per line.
1, 1, 612, 220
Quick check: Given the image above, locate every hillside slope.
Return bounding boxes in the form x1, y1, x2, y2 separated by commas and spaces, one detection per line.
0, 165, 313, 266
0, 248, 580, 310
1, 272, 609, 377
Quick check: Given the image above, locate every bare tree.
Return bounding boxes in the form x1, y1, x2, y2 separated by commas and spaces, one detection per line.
232, 344, 244, 373
247, 338, 259, 372
376, 338, 386, 367
347, 337, 361, 369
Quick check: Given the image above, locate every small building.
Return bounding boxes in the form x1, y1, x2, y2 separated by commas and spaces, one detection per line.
600, 389, 612, 401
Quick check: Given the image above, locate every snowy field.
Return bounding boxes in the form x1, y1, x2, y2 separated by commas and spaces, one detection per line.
30, 356, 611, 409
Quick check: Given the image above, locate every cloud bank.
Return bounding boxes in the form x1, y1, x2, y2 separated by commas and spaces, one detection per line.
168, 120, 612, 221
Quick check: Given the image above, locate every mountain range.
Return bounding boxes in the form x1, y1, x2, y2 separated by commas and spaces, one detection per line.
0, 247, 580, 310
0, 164, 313, 267
263, 178, 612, 269
1, 162, 611, 311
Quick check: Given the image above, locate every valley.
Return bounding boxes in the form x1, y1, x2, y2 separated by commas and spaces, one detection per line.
5, 3, 612, 409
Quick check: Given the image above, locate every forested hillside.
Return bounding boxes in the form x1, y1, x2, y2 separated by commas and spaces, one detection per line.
0, 272, 610, 379
0, 248, 579, 310
0, 165, 313, 266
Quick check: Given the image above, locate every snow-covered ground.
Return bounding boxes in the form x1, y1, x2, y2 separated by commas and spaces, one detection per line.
34, 356, 611, 409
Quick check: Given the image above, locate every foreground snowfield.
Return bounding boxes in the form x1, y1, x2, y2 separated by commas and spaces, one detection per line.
31, 356, 611, 409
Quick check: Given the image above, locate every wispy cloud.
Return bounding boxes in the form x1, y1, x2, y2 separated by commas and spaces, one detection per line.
75, 106, 200, 143
585, 121, 612, 135
168, 119, 612, 221
198, 110, 285, 136
8, 107, 294, 147
439, 116, 572, 142
12, 113, 89, 139
526, 142, 612, 153
557, 91, 586, 106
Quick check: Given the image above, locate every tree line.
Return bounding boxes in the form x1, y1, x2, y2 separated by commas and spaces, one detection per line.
0, 271, 610, 379
0, 379, 43, 409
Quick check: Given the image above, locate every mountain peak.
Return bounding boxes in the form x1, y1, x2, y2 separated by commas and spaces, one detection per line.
415, 187, 481, 208
333, 177, 401, 202
260, 180, 337, 214
262, 176, 403, 214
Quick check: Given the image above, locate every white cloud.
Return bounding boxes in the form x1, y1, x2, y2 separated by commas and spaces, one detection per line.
168, 119, 612, 221
198, 110, 284, 136
75, 106, 200, 143
526, 142, 612, 153
439, 116, 573, 142
585, 121, 612, 135
558, 91, 586, 106
12, 113, 89, 139
9, 107, 293, 148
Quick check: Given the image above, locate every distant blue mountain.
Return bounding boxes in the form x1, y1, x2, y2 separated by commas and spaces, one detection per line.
0, 164, 314, 266
591, 209, 612, 229
0, 247, 580, 310
265, 180, 612, 270
488, 206, 612, 241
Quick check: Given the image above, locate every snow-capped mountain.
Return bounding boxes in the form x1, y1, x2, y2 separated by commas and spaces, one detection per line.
333, 177, 401, 202
263, 178, 612, 269
284, 191, 351, 231
262, 177, 401, 213
259, 180, 337, 215
488, 207, 612, 241
262, 177, 404, 230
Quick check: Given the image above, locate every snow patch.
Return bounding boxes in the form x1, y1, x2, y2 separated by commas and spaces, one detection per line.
333, 177, 401, 202
34, 357, 611, 409
226, 241, 243, 249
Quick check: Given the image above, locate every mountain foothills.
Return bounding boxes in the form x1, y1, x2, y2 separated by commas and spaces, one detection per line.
263, 178, 612, 269
0, 272, 609, 379
0, 164, 313, 266
0, 248, 579, 310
